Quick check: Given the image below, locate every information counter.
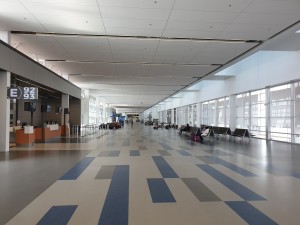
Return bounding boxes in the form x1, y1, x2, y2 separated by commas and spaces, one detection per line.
35, 125, 61, 142
16, 126, 35, 147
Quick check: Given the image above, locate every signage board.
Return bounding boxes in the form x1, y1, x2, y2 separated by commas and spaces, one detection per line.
7, 87, 38, 100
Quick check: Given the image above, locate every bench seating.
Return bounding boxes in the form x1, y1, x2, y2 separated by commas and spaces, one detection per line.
201, 127, 214, 142
212, 126, 231, 138
231, 128, 251, 140
179, 125, 197, 136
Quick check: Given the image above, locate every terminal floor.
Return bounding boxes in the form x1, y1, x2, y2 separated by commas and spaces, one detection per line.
1, 124, 300, 225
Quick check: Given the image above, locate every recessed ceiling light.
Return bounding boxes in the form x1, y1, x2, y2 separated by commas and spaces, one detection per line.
296, 30, 300, 33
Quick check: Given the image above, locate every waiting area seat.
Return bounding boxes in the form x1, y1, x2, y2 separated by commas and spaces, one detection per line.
212, 126, 232, 138
231, 128, 251, 140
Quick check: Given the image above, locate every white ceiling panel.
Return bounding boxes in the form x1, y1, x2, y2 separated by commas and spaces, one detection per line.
173, 0, 252, 12
70, 75, 195, 86
246, 0, 300, 14
105, 27, 164, 37
169, 10, 239, 23
2, 0, 299, 110
0, 1, 28, 13
181, 65, 220, 78
21, 2, 99, 16
48, 62, 116, 75
165, 21, 228, 32
20, 0, 97, 4
109, 39, 159, 49
233, 12, 300, 26
114, 64, 149, 76
103, 18, 166, 30
111, 53, 154, 62
162, 29, 219, 39
191, 43, 258, 64
97, 0, 175, 9
56, 36, 109, 46
220, 23, 288, 40
100, 7, 170, 20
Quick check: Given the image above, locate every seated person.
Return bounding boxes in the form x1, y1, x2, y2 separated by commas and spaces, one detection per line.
200, 126, 210, 141
179, 123, 190, 134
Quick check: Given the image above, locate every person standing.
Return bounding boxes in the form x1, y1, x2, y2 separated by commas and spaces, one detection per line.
131, 119, 133, 128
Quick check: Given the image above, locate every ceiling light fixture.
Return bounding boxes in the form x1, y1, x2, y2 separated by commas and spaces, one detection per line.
296, 30, 300, 33
45, 59, 222, 67
11, 31, 262, 44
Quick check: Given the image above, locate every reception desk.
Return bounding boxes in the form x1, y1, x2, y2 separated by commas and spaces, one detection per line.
35, 125, 61, 142
16, 126, 35, 147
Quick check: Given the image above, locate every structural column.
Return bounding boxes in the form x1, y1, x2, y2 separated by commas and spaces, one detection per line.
61, 94, 70, 137
0, 71, 11, 151
229, 94, 236, 131
0, 31, 11, 151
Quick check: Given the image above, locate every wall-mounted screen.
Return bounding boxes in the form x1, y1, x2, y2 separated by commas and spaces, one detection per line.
24, 102, 36, 112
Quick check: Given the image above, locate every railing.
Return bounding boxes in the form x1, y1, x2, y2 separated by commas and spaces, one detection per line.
70, 124, 98, 137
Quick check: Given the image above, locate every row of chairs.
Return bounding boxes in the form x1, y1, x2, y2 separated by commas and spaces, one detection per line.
192, 125, 252, 142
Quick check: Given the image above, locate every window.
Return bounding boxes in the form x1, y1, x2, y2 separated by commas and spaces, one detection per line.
294, 82, 300, 143
235, 93, 250, 129
217, 97, 229, 127
251, 89, 266, 138
193, 104, 197, 126
201, 100, 216, 126
269, 84, 291, 142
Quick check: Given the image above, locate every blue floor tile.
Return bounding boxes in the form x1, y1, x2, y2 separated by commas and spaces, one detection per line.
202, 156, 257, 177
152, 156, 179, 178
159, 142, 174, 150
130, 150, 140, 156
59, 157, 95, 180
177, 150, 192, 156
37, 205, 77, 225
197, 164, 265, 201
225, 201, 278, 225
98, 165, 129, 225
147, 178, 176, 203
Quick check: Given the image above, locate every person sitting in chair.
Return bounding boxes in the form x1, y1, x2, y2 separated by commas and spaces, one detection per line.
200, 126, 210, 141
179, 123, 190, 134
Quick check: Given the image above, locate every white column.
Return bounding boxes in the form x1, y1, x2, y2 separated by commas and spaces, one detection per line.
229, 94, 236, 131
291, 83, 295, 143
61, 94, 69, 125
81, 89, 89, 125
0, 31, 11, 151
265, 87, 271, 140
0, 71, 11, 151
0, 31, 11, 44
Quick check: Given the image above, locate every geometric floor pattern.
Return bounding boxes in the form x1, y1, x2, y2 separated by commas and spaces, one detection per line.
4, 124, 300, 225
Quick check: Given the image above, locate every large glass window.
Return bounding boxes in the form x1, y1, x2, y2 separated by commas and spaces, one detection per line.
251, 89, 266, 138
184, 106, 189, 124
217, 97, 229, 127
235, 93, 250, 129
269, 84, 291, 142
294, 82, 300, 143
167, 109, 171, 124
89, 96, 97, 125
192, 104, 197, 126
201, 102, 208, 125
201, 100, 216, 126
188, 105, 193, 125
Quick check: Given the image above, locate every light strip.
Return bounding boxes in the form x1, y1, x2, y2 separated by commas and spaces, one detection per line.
11, 31, 262, 44
15, 77, 56, 93
70, 74, 197, 79
46, 59, 222, 67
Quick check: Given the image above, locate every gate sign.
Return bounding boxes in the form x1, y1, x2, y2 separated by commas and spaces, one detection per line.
7, 87, 38, 100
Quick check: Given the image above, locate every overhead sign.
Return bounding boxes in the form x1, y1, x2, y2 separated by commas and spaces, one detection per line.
7, 87, 38, 100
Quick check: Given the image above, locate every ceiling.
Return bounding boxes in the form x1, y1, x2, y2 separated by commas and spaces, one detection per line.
1, 0, 300, 113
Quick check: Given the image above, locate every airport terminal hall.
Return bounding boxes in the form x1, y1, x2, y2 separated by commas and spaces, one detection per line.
2, 0, 300, 225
